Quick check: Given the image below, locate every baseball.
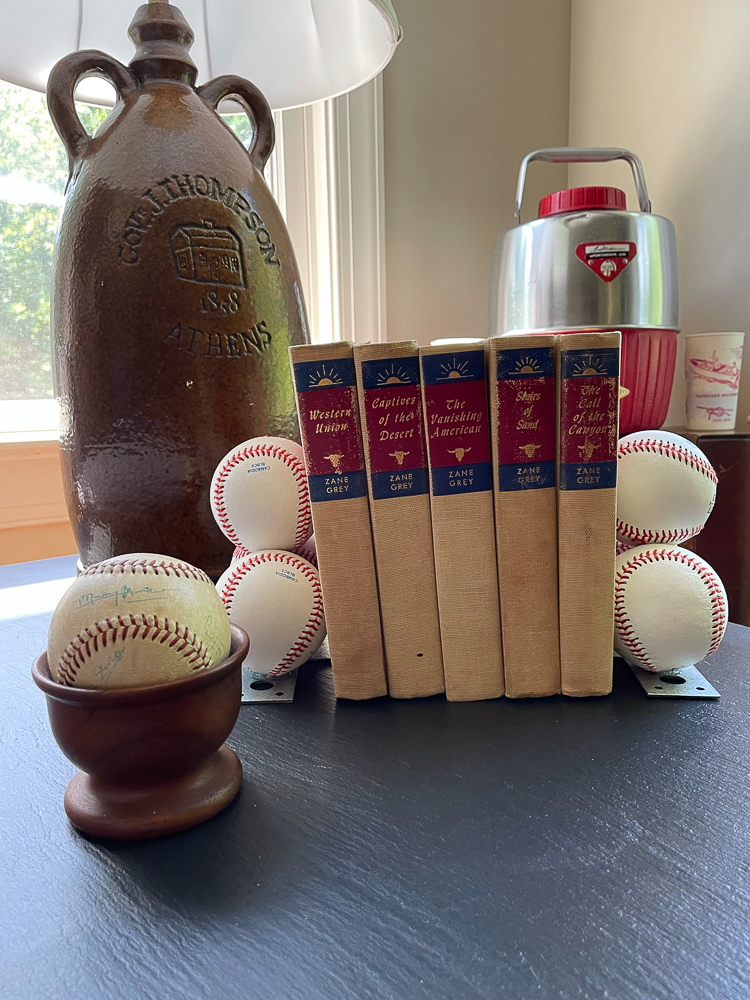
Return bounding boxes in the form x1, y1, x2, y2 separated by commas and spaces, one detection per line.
217, 550, 326, 677
232, 533, 318, 569
211, 436, 312, 553
47, 554, 232, 689
616, 430, 717, 545
614, 544, 728, 673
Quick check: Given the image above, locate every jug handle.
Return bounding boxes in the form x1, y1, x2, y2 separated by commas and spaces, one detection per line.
514, 147, 651, 225
198, 76, 274, 173
47, 51, 137, 162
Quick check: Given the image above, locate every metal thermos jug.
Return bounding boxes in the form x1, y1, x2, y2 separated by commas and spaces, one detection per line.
47, 1, 309, 577
489, 148, 678, 434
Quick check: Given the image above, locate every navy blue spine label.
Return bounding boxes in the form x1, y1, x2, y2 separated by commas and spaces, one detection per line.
294, 357, 356, 391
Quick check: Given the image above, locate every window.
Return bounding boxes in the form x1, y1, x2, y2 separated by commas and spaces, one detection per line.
0, 76, 386, 562
0, 77, 385, 441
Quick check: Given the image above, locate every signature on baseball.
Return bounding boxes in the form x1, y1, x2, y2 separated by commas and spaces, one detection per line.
77, 584, 176, 609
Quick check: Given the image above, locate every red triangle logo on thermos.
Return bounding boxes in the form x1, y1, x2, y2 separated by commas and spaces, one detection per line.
575, 241, 637, 282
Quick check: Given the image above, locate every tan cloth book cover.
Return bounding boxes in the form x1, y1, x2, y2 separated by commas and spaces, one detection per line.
290, 342, 388, 700
419, 344, 504, 701
354, 342, 445, 698
556, 331, 621, 696
488, 335, 560, 697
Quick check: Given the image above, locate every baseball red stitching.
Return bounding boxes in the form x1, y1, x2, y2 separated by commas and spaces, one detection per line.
56, 614, 212, 686
212, 443, 312, 548
81, 558, 211, 585
616, 522, 701, 545
614, 547, 726, 671
616, 439, 717, 545
617, 438, 718, 484
220, 551, 324, 676
233, 540, 318, 569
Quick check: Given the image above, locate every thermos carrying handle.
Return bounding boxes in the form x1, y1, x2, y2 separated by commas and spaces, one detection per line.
198, 76, 275, 173
47, 51, 137, 163
514, 147, 651, 225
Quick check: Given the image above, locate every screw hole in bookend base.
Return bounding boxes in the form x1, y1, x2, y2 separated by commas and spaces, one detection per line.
627, 661, 720, 699
242, 667, 298, 704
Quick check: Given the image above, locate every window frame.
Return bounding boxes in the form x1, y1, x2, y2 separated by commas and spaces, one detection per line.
0, 77, 387, 444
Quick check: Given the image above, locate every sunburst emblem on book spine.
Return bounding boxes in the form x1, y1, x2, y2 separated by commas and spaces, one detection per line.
572, 354, 607, 377
377, 363, 412, 385
436, 357, 470, 380
510, 355, 542, 375
308, 364, 343, 388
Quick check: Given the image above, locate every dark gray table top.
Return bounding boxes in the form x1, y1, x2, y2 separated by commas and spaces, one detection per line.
2, 555, 749, 1000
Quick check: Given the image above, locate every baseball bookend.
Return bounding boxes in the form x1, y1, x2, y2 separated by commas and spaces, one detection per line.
32, 624, 248, 840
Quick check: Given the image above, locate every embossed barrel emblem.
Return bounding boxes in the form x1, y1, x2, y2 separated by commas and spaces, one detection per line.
170, 221, 245, 287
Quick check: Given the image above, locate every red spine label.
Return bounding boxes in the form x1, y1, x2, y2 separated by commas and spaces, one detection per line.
293, 357, 367, 502
421, 350, 492, 495
559, 346, 619, 490
495, 345, 556, 491
360, 355, 429, 500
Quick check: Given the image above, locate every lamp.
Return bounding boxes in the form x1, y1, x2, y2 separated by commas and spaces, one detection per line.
0, 0, 401, 109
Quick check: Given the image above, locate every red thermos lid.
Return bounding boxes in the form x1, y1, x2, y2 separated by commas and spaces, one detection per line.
538, 186, 627, 218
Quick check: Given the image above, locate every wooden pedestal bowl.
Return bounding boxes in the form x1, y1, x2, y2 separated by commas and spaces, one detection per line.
32, 624, 248, 840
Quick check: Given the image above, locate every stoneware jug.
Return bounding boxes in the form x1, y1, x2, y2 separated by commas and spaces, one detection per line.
48, 1, 309, 578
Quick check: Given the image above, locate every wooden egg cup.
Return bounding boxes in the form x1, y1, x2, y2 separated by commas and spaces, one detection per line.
32, 624, 249, 840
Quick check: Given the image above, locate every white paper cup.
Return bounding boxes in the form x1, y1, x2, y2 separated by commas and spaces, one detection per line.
685, 332, 744, 430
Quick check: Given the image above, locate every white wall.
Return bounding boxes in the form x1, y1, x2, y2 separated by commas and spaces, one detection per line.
382, 0, 750, 429
383, 0, 572, 344
569, 0, 750, 427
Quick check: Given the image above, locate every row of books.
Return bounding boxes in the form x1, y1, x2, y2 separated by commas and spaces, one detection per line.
289, 331, 621, 701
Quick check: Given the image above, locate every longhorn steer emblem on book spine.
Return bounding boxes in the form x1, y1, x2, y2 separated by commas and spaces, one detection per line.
447, 447, 471, 462
389, 450, 409, 467
578, 439, 597, 461
324, 453, 344, 472
519, 444, 540, 459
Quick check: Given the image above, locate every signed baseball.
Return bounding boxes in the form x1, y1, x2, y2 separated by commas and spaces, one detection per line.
616, 430, 717, 545
217, 550, 325, 677
614, 544, 727, 673
211, 436, 312, 553
47, 554, 232, 689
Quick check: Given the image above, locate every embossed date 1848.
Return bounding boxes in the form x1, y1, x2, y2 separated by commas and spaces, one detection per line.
163, 319, 271, 357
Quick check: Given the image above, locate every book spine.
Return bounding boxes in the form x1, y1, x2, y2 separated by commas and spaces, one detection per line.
556, 332, 621, 696
290, 343, 388, 700
420, 345, 504, 701
490, 336, 560, 697
354, 342, 445, 698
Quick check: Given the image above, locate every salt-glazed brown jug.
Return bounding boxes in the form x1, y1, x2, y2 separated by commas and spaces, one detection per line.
47, 1, 309, 577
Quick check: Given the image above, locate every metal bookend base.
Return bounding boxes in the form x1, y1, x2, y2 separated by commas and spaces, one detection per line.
241, 667, 298, 704
627, 662, 720, 699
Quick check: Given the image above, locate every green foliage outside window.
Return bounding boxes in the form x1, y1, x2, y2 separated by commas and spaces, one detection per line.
0, 82, 252, 401
0, 83, 107, 399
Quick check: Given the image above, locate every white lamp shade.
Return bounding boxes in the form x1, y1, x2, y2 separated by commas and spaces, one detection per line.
0, 0, 401, 110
